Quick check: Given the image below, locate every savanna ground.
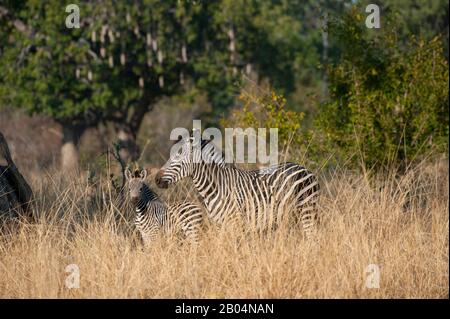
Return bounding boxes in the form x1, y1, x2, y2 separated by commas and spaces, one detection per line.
0, 155, 448, 298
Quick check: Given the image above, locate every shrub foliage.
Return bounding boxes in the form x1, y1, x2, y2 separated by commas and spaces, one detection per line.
315, 8, 449, 169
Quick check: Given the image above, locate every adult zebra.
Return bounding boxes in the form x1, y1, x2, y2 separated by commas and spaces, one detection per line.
126, 168, 203, 246
155, 136, 319, 237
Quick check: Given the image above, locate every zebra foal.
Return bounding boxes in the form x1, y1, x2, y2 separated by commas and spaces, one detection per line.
125, 168, 203, 246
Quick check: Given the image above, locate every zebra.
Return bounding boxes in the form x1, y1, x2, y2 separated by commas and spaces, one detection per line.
155, 136, 319, 237
125, 168, 204, 246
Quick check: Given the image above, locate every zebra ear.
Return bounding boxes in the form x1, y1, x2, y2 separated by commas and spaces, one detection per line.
189, 129, 202, 145
190, 128, 201, 137
125, 168, 132, 181
140, 169, 148, 181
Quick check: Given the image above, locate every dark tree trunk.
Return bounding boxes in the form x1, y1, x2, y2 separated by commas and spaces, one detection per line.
113, 103, 152, 164
115, 123, 140, 163
61, 124, 84, 173
321, 13, 329, 95
0, 131, 33, 215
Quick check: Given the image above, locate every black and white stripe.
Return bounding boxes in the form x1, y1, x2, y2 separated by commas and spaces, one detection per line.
126, 169, 203, 246
155, 138, 319, 237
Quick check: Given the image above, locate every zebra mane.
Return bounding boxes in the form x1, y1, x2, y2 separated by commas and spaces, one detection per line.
199, 139, 231, 168
142, 183, 159, 201
133, 170, 141, 178
135, 182, 160, 213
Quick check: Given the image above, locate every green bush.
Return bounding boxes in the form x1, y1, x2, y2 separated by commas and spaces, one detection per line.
220, 85, 306, 164
315, 7, 449, 170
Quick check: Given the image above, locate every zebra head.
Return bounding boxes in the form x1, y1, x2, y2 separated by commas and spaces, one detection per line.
125, 168, 148, 205
155, 135, 218, 188
156, 136, 199, 188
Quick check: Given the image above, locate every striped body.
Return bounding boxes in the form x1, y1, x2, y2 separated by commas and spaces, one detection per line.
126, 169, 203, 246
156, 139, 319, 236
194, 162, 319, 234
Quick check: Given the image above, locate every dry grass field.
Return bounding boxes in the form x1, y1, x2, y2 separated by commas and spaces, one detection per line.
0, 157, 448, 298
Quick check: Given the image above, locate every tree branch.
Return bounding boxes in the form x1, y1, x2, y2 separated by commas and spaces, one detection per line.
0, 5, 37, 39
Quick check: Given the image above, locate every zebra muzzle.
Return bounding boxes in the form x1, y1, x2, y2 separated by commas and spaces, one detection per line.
155, 170, 168, 189
130, 197, 139, 205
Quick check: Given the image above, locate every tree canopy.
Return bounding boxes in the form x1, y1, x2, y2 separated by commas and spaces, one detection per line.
0, 1, 448, 171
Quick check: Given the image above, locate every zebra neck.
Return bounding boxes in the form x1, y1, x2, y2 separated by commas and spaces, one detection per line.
135, 185, 160, 214
135, 200, 148, 213
199, 142, 229, 167
191, 163, 234, 200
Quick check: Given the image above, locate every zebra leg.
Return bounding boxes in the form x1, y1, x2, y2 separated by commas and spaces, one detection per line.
141, 233, 153, 248
140, 227, 160, 248
298, 204, 317, 240
175, 205, 204, 245
183, 224, 201, 245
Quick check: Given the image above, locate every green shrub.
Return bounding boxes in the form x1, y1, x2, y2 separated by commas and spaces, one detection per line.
315, 7, 449, 170
220, 85, 307, 165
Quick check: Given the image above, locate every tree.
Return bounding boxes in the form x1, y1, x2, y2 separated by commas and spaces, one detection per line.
381, 0, 449, 55
315, 6, 449, 170
83, 0, 202, 161
0, 1, 248, 165
2, 0, 385, 171
0, 1, 103, 171
0, 131, 33, 217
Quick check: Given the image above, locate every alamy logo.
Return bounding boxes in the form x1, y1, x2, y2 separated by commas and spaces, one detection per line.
170, 120, 279, 166
365, 264, 380, 289
65, 4, 80, 29
65, 264, 80, 289
365, 4, 380, 29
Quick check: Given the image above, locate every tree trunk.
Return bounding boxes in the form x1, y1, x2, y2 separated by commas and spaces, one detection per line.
112, 102, 151, 164
116, 124, 139, 164
61, 124, 82, 173
0, 131, 33, 215
321, 12, 329, 95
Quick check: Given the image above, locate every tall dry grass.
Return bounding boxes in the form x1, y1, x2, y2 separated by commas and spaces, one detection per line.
0, 158, 448, 298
